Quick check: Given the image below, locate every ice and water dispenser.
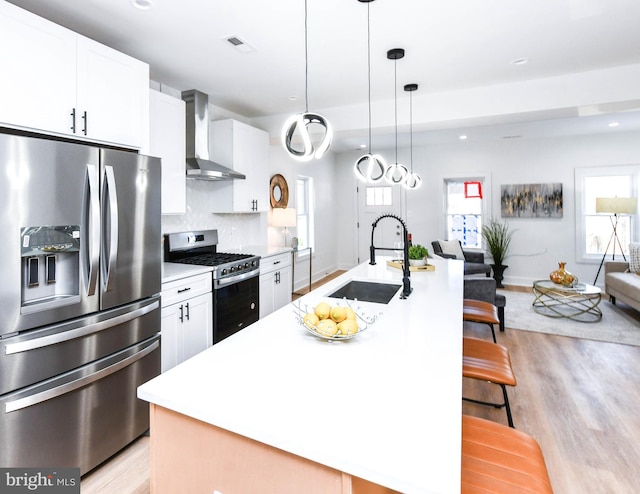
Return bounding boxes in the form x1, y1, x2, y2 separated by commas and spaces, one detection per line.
20, 225, 81, 313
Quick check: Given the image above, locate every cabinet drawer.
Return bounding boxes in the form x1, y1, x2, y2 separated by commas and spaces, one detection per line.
161, 273, 212, 307
260, 252, 291, 275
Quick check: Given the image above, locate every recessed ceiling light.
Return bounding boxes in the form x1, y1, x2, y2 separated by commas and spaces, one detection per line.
130, 0, 153, 11
359, 144, 367, 149
608, 122, 620, 127
288, 96, 297, 101
511, 58, 529, 65
459, 135, 468, 140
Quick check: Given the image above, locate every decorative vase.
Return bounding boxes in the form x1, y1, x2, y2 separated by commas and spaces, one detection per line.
409, 258, 427, 266
549, 261, 578, 287
491, 264, 508, 288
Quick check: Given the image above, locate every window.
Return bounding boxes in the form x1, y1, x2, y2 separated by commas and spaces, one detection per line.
296, 176, 314, 251
576, 166, 639, 261
445, 179, 483, 248
365, 186, 392, 206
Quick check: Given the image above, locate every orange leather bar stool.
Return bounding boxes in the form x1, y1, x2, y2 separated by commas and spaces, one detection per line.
463, 337, 516, 428
463, 299, 499, 342
462, 415, 554, 494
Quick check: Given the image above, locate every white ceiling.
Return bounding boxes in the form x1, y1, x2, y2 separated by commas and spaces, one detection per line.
8, 0, 640, 151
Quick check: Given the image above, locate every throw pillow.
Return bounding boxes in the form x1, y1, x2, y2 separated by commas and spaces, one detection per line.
438, 239, 465, 260
629, 242, 640, 273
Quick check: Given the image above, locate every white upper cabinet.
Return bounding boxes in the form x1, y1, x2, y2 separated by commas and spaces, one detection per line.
149, 90, 186, 215
0, 2, 149, 149
208, 119, 269, 213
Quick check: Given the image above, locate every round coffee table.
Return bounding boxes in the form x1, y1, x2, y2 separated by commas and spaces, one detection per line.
532, 280, 602, 322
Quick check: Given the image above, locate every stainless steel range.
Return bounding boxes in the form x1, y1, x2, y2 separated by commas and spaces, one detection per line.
164, 230, 260, 343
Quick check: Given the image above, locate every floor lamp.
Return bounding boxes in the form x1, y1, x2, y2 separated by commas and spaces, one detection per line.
593, 197, 637, 284
272, 208, 297, 247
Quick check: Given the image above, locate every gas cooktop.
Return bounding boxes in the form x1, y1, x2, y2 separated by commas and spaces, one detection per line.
164, 230, 260, 280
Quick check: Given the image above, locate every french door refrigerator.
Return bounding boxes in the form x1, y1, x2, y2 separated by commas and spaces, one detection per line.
0, 133, 162, 474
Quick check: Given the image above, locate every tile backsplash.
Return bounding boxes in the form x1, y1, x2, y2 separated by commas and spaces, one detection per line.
161, 179, 267, 250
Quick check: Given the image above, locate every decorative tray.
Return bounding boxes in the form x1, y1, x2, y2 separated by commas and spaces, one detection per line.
292, 298, 379, 341
386, 259, 436, 272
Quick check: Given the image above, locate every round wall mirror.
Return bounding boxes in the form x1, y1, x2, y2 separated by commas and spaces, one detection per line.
270, 174, 289, 208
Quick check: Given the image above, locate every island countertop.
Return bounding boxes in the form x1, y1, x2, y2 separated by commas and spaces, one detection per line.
138, 257, 463, 494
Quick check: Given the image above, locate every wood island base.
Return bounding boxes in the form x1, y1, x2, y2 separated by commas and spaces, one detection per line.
149, 404, 399, 494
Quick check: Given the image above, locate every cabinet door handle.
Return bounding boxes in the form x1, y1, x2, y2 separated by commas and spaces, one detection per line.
82, 111, 88, 135
185, 302, 190, 321
179, 304, 184, 323
273, 260, 281, 265
70, 108, 76, 133
275, 271, 280, 284
177, 287, 191, 293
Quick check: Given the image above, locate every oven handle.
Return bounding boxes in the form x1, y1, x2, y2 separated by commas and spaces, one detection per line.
215, 268, 260, 288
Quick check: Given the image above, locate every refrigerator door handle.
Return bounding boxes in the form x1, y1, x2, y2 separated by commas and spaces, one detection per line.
102, 165, 119, 292
4, 339, 159, 414
5, 300, 159, 355
85, 164, 100, 296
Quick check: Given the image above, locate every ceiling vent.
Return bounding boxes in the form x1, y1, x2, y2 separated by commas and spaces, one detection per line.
224, 36, 255, 53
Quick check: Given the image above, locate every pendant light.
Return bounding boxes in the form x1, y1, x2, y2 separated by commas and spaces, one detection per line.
384, 48, 408, 185
403, 83, 422, 190
354, 0, 386, 183
282, 0, 332, 161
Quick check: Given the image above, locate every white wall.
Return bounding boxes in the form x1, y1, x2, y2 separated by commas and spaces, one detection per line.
335, 130, 640, 288
267, 144, 340, 290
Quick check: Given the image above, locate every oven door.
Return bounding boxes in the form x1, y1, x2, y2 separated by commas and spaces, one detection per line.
213, 270, 259, 344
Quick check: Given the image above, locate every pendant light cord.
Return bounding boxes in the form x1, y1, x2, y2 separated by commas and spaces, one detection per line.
410, 90, 413, 172
367, 2, 372, 152
304, 0, 309, 113
394, 59, 398, 164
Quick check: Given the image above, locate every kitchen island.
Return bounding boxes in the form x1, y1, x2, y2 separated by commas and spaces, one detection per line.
138, 257, 464, 494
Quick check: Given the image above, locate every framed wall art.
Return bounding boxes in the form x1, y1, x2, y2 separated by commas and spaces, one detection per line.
501, 183, 563, 218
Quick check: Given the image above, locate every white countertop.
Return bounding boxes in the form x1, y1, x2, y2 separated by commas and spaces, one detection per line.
161, 262, 213, 284
140, 257, 463, 494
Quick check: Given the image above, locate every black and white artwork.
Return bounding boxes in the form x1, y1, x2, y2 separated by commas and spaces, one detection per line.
501, 183, 563, 218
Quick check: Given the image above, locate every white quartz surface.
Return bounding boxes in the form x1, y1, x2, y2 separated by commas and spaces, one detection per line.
161, 262, 213, 283
229, 244, 292, 258
140, 257, 463, 494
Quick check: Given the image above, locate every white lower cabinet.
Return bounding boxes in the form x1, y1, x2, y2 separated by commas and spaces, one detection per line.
161, 273, 212, 372
259, 252, 292, 319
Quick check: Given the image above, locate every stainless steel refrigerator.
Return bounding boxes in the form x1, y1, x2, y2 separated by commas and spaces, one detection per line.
0, 133, 161, 474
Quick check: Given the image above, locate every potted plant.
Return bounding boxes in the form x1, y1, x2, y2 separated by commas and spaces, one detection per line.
408, 244, 429, 266
481, 218, 514, 288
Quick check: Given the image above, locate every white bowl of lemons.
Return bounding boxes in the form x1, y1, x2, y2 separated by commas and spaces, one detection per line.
293, 299, 377, 341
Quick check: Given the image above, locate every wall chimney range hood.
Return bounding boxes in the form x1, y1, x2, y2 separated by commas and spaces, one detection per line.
181, 89, 245, 180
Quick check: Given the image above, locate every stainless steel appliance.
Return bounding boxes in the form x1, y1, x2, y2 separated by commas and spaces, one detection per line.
0, 133, 161, 474
164, 230, 260, 343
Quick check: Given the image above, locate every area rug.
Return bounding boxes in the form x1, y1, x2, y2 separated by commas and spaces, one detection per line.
500, 289, 640, 347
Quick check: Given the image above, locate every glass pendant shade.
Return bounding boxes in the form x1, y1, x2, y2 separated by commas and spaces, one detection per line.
282, 112, 333, 161
403, 172, 422, 190
385, 163, 408, 184
282, 0, 332, 161
354, 153, 387, 183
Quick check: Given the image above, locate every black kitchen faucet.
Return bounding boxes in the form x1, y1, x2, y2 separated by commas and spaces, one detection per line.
369, 214, 412, 299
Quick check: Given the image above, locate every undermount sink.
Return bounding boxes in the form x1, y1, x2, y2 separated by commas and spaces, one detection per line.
327, 280, 402, 305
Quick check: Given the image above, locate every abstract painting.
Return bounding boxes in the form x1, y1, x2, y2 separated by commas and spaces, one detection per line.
501, 183, 563, 218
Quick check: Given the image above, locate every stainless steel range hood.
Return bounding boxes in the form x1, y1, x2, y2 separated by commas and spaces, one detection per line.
181, 89, 245, 180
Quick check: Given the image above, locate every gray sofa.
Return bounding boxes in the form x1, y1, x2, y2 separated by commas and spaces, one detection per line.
431, 240, 492, 277
604, 261, 640, 312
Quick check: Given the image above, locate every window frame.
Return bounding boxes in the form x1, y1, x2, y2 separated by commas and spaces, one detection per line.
296, 175, 314, 255
575, 165, 640, 263
442, 175, 489, 250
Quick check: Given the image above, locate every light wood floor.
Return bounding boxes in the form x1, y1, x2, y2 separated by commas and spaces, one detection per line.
82, 279, 640, 494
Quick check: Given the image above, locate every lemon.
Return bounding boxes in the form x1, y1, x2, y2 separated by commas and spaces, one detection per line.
330, 306, 347, 323
316, 319, 339, 337
338, 319, 359, 336
314, 302, 331, 320
303, 312, 319, 329
344, 307, 357, 321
